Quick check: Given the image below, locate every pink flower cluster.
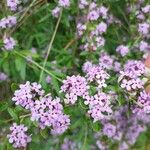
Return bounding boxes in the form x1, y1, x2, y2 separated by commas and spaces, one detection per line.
0, 16, 16, 28
119, 60, 145, 92
77, 2, 120, 51
7, 123, 31, 148
31, 96, 70, 135
95, 106, 146, 150
7, 0, 19, 11
116, 45, 129, 57
12, 81, 70, 136
61, 75, 89, 104
85, 65, 110, 89
52, 0, 70, 18
87, 92, 112, 122
3, 37, 16, 51
12, 81, 44, 109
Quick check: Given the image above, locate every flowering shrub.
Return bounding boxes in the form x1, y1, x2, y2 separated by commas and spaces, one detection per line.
0, 0, 150, 149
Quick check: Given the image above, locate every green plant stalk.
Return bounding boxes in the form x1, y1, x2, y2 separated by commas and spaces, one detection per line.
39, 9, 63, 83
14, 51, 62, 82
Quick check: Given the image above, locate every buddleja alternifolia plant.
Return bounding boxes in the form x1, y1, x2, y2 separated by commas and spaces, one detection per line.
0, 0, 150, 149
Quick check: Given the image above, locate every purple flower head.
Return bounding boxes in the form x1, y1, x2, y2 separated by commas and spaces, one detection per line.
12, 81, 45, 109
120, 77, 144, 91
114, 61, 121, 72
0, 72, 8, 81
138, 22, 150, 36
46, 75, 51, 83
99, 52, 114, 70
96, 22, 107, 35
7, 0, 19, 11
61, 75, 89, 104
79, 0, 89, 9
52, 7, 61, 18
58, 0, 70, 7
82, 61, 93, 73
136, 91, 150, 114
85, 65, 110, 89
87, 10, 99, 21
95, 36, 105, 48
103, 123, 116, 138
61, 138, 77, 150
31, 96, 70, 134
7, 123, 31, 148
87, 92, 112, 122
139, 41, 149, 52
0, 16, 17, 28
98, 6, 108, 19
142, 5, 150, 14
77, 22, 86, 36
123, 60, 145, 78
3, 36, 16, 51
116, 45, 129, 56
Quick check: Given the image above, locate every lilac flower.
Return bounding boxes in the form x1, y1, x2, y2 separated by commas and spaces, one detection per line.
95, 36, 105, 48
102, 123, 116, 138
31, 96, 70, 134
0, 72, 8, 81
61, 138, 77, 150
79, 0, 89, 9
0, 16, 17, 28
12, 81, 45, 109
58, 0, 70, 7
52, 7, 61, 18
87, 10, 99, 21
99, 53, 114, 70
98, 6, 108, 19
85, 65, 110, 89
3, 37, 16, 51
61, 75, 89, 104
96, 141, 108, 150
7, 123, 31, 148
136, 91, 150, 114
142, 5, 150, 13
123, 60, 145, 77
46, 75, 51, 83
7, 0, 19, 11
87, 92, 112, 122
82, 61, 93, 73
30, 47, 37, 54
77, 23, 86, 36
114, 61, 121, 72
139, 41, 149, 52
138, 22, 150, 36
96, 22, 107, 35
120, 78, 144, 91
116, 45, 129, 56
119, 142, 129, 150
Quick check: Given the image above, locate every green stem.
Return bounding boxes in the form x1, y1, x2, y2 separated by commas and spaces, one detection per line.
14, 51, 62, 82
39, 9, 63, 83
81, 124, 88, 150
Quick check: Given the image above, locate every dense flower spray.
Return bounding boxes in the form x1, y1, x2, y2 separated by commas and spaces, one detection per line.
7, 123, 31, 148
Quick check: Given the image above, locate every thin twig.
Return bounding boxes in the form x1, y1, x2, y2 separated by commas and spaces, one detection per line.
6, 113, 31, 123
39, 9, 63, 83
81, 124, 88, 150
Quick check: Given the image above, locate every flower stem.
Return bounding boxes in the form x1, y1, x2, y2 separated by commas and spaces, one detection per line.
14, 51, 62, 82
39, 9, 63, 83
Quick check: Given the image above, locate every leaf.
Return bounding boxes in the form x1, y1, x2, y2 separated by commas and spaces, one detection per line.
51, 77, 61, 97
11, 83, 18, 92
15, 57, 26, 80
91, 121, 101, 132
7, 108, 18, 121
0, 102, 8, 112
